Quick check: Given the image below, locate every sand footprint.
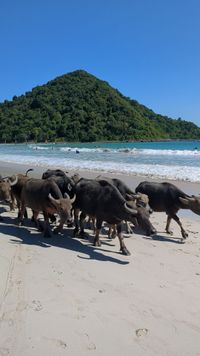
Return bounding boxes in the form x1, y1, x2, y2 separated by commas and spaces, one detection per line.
31, 300, 43, 311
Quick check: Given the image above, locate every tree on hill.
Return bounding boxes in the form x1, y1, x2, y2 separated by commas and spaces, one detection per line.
0, 70, 199, 143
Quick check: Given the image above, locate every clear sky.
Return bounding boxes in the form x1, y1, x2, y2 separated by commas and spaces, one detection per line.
1, 0, 200, 126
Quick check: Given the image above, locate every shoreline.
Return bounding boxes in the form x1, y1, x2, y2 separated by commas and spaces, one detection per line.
1, 138, 200, 145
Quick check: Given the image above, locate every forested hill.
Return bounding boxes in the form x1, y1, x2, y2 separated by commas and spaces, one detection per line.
0, 70, 199, 143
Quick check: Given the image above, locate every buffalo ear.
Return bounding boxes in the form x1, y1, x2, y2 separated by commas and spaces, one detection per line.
67, 183, 72, 191
126, 193, 135, 201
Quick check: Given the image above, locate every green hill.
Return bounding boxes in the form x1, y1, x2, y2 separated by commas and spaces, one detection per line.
0, 70, 199, 143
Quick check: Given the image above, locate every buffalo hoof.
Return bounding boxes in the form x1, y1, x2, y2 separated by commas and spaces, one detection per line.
121, 247, 131, 256
108, 233, 116, 239
53, 227, 62, 234
150, 228, 157, 236
180, 238, 186, 244
38, 222, 44, 231
67, 222, 74, 228
94, 240, 101, 247
73, 228, 79, 237
111, 232, 117, 239
182, 232, 188, 239
166, 230, 173, 235
146, 229, 157, 236
78, 231, 89, 239
43, 231, 52, 238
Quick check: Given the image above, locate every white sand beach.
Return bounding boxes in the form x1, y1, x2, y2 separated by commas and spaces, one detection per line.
0, 162, 200, 355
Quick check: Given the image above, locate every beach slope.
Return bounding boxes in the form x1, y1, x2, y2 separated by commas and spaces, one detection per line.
0, 203, 200, 356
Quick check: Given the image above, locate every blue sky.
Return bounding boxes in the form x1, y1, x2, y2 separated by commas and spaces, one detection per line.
1, 0, 200, 126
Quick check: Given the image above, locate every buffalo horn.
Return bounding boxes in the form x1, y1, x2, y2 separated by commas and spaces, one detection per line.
124, 202, 137, 215
9, 175, 18, 186
48, 193, 59, 204
70, 194, 76, 203
64, 192, 70, 200
64, 192, 76, 203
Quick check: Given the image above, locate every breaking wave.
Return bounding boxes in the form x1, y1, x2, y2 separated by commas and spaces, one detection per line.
28, 145, 200, 156
1, 153, 200, 182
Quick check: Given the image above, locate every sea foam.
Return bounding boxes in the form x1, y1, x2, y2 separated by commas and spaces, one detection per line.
1, 153, 200, 182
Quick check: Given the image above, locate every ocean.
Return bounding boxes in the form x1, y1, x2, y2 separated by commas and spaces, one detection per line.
0, 140, 200, 182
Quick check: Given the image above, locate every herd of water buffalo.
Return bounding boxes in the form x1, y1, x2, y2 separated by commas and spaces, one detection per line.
0, 168, 200, 255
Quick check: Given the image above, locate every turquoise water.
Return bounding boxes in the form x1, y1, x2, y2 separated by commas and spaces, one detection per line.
0, 140, 200, 182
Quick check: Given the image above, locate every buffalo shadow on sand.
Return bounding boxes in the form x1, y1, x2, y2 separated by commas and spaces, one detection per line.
133, 225, 185, 244
0, 215, 130, 265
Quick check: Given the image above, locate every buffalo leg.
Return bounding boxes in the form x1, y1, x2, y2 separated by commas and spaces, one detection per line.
43, 211, 52, 238
93, 219, 102, 246
166, 214, 188, 239
33, 210, 46, 232
10, 192, 16, 211
165, 216, 173, 235
125, 221, 134, 234
79, 212, 87, 236
117, 223, 131, 255
18, 202, 26, 225
171, 214, 188, 240
73, 208, 80, 236
16, 198, 28, 219
108, 224, 117, 239
54, 216, 66, 234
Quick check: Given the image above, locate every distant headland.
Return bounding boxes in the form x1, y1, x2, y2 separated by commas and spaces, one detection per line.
0, 70, 199, 143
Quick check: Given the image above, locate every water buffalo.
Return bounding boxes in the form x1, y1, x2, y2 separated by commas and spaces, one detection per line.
42, 169, 76, 224
135, 181, 200, 240
10, 169, 34, 217
42, 169, 68, 179
74, 178, 156, 255
0, 176, 18, 219
42, 169, 75, 198
18, 178, 76, 237
96, 175, 152, 236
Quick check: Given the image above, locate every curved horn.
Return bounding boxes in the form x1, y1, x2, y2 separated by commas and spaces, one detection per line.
64, 192, 70, 200
124, 202, 137, 215
70, 194, 76, 204
48, 193, 59, 204
9, 175, 18, 186
64, 193, 76, 203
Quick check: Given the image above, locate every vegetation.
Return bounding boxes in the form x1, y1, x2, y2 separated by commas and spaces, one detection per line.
0, 70, 199, 143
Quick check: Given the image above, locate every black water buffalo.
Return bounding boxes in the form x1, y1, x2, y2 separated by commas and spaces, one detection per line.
74, 178, 156, 255
42, 169, 68, 179
96, 175, 152, 236
42, 169, 75, 198
135, 181, 200, 240
96, 175, 152, 211
0, 176, 18, 219
10, 169, 34, 216
18, 178, 76, 237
